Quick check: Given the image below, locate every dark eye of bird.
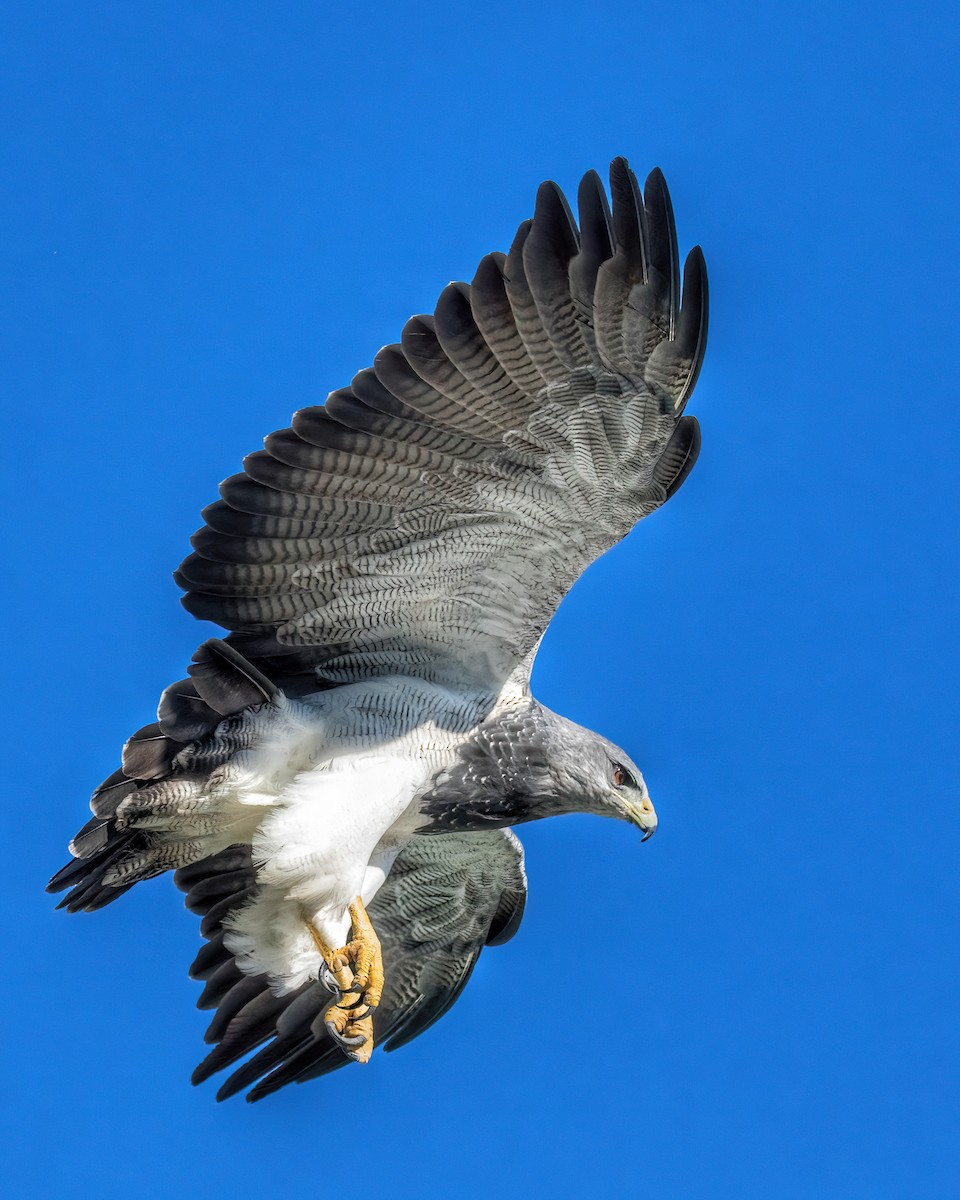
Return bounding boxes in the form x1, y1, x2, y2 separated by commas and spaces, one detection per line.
612, 762, 634, 789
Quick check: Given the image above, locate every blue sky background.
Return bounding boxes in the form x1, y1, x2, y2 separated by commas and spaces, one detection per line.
2, 3, 958, 1197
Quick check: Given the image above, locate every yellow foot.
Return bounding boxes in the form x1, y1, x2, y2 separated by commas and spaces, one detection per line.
306, 897, 383, 1064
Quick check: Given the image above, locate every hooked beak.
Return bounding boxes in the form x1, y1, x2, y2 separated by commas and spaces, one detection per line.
630, 795, 658, 842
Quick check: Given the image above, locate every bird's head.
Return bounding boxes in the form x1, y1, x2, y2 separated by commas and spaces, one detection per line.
544, 717, 658, 840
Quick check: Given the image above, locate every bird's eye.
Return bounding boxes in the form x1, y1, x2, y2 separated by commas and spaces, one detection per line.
612, 762, 635, 788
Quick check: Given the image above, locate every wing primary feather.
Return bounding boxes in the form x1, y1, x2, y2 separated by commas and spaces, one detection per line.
188, 930, 229, 981
192, 989, 294, 1084
215, 1033, 317, 1101
674, 245, 709, 409
609, 156, 649, 279
202, 976, 269, 1043
486, 884, 527, 946
469, 251, 545, 396
521, 180, 596, 369
570, 168, 614, 323
157, 678, 219, 742
655, 414, 702, 500
642, 167, 680, 340
503, 220, 567, 383
243, 1035, 347, 1102
121, 723, 175, 780
642, 244, 708, 413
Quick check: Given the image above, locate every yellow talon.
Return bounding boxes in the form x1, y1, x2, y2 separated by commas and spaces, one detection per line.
305, 896, 383, 1062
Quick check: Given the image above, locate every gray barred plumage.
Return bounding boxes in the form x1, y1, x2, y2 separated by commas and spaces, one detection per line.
48, 157, 708, 1099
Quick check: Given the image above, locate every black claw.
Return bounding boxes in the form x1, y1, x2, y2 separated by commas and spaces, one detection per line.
325, 1021, 367, 1049
317, 964, 340, 995
324, 1012, 368, 1049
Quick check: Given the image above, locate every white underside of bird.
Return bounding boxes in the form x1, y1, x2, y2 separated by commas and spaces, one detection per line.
158, 675, 500, 993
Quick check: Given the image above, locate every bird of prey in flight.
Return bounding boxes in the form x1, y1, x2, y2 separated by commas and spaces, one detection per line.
49, 157, 708, 1101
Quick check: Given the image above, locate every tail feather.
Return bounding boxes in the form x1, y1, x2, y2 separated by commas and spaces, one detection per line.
48, 638, 282, 915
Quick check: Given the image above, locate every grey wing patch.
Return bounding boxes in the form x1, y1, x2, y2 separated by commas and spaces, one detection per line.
183, 830, 527, 1102
365, 828, 527, 1054
175, 157, 708, 696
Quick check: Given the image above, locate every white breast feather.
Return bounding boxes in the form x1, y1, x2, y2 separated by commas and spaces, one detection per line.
202, 675, 490, 993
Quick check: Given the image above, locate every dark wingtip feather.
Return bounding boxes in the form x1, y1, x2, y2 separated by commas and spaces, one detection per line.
642, 167, 680, 338
569, 169, 614, 316
522, 180, 587, 365
575, 169, 614, 260
188, 931, 229, 981
214, 1035, 310, 1102
656, 415, 702, 499
676, 245, 709, 409
197, 959, 245, 1010
46, 853, 101, 894
532, 180, 579, 248
608, 157, 647, 275
158, 677, 219, 741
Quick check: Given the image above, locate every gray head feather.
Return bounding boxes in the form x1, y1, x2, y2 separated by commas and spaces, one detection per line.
417, 699, 656, 837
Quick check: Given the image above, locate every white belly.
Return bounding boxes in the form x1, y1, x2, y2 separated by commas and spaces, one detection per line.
218, 676, 483, 993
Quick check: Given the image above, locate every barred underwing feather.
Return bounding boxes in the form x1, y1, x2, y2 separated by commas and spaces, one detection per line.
503, 220, 567, 384
174, 832, 525, 1100
594, 158, 650, 375
175, 554, 301, 596
433, 282, 533, 417
243, 447, 430, 507
470, 252, 546, 396
375, 344, 508, 441
200, 499, 322, 541
174, 159, 707, 698
523, 180, 599, 369
189, 528, 327, 567
641, 167, 681, 341
324, 386, 491, 460
654, 415, 702, 500
290, 408, 461, 475
349, 369, 477, 445
219, 474, 398, 529
401, 315, 520, 432
570, 170, 614, 325
645, 245, 709, 413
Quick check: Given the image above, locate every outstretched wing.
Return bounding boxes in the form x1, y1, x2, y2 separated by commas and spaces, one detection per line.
175, 158, 707, 699
178, 829, 526, 1101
